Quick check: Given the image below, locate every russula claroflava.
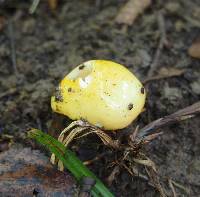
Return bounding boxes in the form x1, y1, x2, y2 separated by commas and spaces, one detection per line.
51, 60, 146, 130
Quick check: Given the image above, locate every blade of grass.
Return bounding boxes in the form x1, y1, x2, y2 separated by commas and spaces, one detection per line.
28, 128, 114, 197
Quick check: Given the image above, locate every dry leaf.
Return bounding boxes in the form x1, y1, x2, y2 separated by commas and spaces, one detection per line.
188, 37, 200, 59
0, 144, 76, 196
115, 0, 152, 25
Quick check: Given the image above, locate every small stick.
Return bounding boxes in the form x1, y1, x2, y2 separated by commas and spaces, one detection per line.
137, 101, 200, 139
145, 167, 167, 197
0, 87, 17, 99
143, 69, 185, 84
8, 20, 19, 76
168, 179, 177, 197
83, 152, 108, 165
147, 11, 167, 77
29, 0, 40, 14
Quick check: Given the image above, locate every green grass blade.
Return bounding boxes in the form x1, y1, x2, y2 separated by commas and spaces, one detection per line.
28, 128, 114, 197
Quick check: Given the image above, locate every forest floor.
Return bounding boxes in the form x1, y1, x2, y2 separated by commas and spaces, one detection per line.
0, 0, 200, 196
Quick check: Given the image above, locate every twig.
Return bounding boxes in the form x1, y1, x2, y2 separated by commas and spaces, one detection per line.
29, 0, 40, 14
137, 101, 200, 140
183, 15, 200, 28
8, 20, 19, 76
168, 179, 177, 197
83, 153, 107, 165
106, 165, 120, 186
147, 11, 167, 77
145, 167, 167, 197
0, 88, 17, 99
143, 69, 185, 84
169, 179, 190, 194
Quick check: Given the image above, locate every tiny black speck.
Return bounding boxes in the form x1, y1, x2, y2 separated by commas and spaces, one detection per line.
68, 87, 72, 92
128, 103, 133, 110
79, 65, 85, 70
141, 87, 145, 94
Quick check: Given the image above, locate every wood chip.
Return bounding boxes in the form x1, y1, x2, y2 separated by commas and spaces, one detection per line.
115, 0, 152, 25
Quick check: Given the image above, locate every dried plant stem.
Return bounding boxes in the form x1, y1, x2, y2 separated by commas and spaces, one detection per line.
137, 101, 200, 140
147, 11, 167, 77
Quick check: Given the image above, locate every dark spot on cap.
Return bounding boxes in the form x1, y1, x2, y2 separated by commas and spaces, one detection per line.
128, 103, 133, 110
79, 64, 85, 70
141, 87, 145, 94
68, 87, 72, 92
55, 87, 63, 102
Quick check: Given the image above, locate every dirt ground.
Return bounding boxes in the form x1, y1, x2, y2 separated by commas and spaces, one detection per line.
0, 0, 200, 196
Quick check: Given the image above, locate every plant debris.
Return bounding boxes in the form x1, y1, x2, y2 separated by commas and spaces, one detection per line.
48, 101, 200, 196
115, 0, 152, 25
137, 101, 200, 139
147, 11, 168, 77
144, 67, 185, 84
188, 37, 200, 59
0, 16, 5, 31
48, 0, 58, 11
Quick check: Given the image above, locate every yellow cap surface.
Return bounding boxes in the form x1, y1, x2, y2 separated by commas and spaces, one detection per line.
51, 60, 146, 130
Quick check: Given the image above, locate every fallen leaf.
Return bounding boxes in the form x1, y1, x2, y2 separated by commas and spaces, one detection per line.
188, 37, 200, 59
0, 144, 76, 196
115, 0, 152, 25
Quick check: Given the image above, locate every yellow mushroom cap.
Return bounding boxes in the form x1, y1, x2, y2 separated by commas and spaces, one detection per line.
51, 60, 146, 130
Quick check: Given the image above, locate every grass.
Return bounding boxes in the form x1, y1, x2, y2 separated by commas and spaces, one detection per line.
28, 128, 114, 197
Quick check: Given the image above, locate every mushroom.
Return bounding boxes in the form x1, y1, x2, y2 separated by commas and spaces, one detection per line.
51, 60, 146, 170
51, 60, 146, 130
